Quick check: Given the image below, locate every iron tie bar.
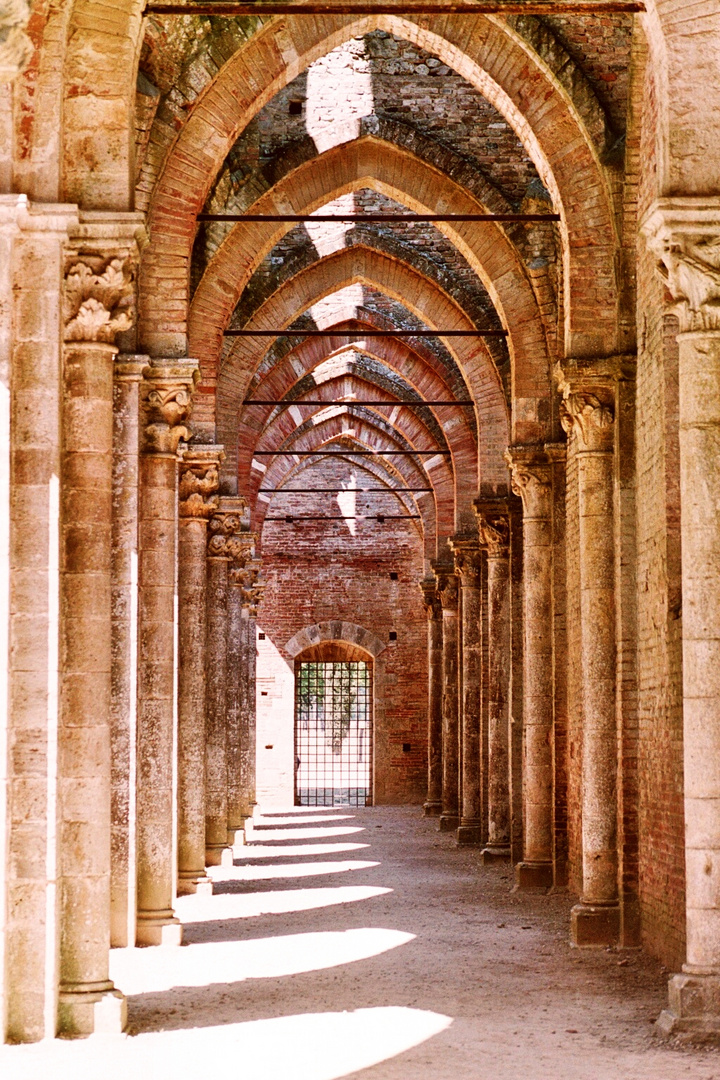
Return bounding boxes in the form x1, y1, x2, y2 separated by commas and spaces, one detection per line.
148, 3, 645, 16
259, 486, 434, 491
267, 514, 422, 520
254, 449, 450, 455
226, 329, 506, 337
243, 399, 474, 405
198, 213, 560, 222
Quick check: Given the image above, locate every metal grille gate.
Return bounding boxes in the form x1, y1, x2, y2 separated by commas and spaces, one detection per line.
295, 661, 372, 807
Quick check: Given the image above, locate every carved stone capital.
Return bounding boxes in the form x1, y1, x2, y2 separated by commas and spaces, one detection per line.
433, 562, 458, 612
450, 537, 483, 589
141, 358, 199, 455
476, 510, 510, 558
114, 354, 149, 382
0, 0, 32, 84
208, 511, 245, 560
559, 392, 614, 450
641, 198, 720, 334
64, 213, 147, 345
419, 578, 442, 621
230, 557, 265, 614
178, 446, 225, 519
503, 448, 552, 519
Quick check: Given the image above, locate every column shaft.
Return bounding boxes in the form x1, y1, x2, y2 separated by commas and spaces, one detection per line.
226, 581, 245, 845
436, 567, 460, 832
421, 580, 443, 816
205, 555, 231, 866
454, 542, 484, 845
110, 358, 145, 949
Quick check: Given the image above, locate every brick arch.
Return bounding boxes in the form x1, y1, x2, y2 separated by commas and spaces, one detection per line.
286, 620, 387, 659
216, 247, 509, 499
140, 11, 619, 363
188, 136, 542, 439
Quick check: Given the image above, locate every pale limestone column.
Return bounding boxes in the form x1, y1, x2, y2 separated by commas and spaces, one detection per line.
110, 356, 146, 949
505, 449, 554, 891
557, 371, 619, 945
435, 563, 460, 832
176, 447, 223, 895
225, 519, 255, 846
477, 505, 512, 863
420, 579, 443, 816
452, 540, 484, 846
644, 200, 720, 1037
57, 216, 145, 1035
4, 201, 77, 1043
136, 358, 198, 946
204, 503, 247, 866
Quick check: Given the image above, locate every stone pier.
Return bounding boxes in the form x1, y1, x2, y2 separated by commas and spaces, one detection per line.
176, 446, 223, 895
434, 563, 460, 833
477, 504, 512, 863
135, 358, 198, 946
452, 539, 484, 846
505, 449, 554, 891
420, 579, 443, 816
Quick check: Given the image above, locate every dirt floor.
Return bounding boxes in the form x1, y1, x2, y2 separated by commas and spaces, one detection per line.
2, 804, 720, 1079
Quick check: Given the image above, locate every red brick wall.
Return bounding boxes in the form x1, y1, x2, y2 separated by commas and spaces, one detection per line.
256, 456, 428, 804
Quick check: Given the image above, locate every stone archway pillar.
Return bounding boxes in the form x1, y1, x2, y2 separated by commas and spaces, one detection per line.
233, 557, 264, 836
420, 579, 443, 816
176, 446, 223, 895
135, 357, 198, 946
452, 539, 484, 846
477, 503, 512, 863
434, 563, 460, 833
226, 524, 258, 846
644, 199, 720, 1038
557, 366, 619, 946
505, 449, 554, 891
57, 217, 144, 1034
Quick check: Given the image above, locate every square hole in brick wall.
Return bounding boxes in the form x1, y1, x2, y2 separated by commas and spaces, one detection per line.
390, 571, 398, 580
389, 631, 397, 641
289, 100, 303, 115
402, 743, 412, 753
258, 632, 266, 640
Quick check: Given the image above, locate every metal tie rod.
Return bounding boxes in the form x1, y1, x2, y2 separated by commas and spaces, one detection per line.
198, 213, 560, 223
254, 449, 450, 455
267, 514, 422, 521
148, 3, 645, 15
226, 329, 506, 337
259, 486, 433, 492
244, 399, 474, 405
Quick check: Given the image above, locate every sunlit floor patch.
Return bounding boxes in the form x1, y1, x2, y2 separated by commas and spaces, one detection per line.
253, 814, 356, 826
177, 884, 391, 922
250, 825, 365, 842
0, 1007, 452, 1080
213, 859, 379, 882
110, 927, 415, 995
230, 842, 370, 860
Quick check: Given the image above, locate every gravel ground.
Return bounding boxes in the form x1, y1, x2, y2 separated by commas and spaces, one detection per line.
2, 804, 719, 1080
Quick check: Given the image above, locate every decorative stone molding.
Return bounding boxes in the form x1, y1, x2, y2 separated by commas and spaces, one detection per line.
503, 448, 552, 519
450, 537, 483, 588
230, 558, 265, 616
0, 0, 32, 83
641, 198, 720, 334
559, 392, 614, 451
476, 510, 510, 558
419, 578, 442, 620
286, 621, 386, 659
433, 563, 458, 611
64, 212, 147, 345
178, 446, 224, 519
142, 359, 199, 455
208, 511, 248, 559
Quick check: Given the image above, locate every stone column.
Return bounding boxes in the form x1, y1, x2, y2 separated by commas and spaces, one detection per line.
452, 540, 484, 845
136, 358, 198, 946
110, 356, 146, 949
243, 562, 264, 828
420, 579, 443, 816
434, 563, 460, 832
644, 199, 720, 1037
225, 519, 256, 847
556, 369, 619, 946
57, 217, 145, 1035
204, 505, 246, 866
505, 449, 554, 890
176, 447, 223, 895
477, 505, 512, 863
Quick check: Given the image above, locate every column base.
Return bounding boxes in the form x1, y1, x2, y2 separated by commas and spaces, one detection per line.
656, 973, 720, 1043
456, 821, 484, 845
423, 800, 442, 817
481, 844, 511, 864
177, 871, 213, 897
438, 814, 460, 832
570, 901, 620, 948
514, 860, 553, 892
57, 984, 126, 1037
228, 827, 247, 847
136, 911, 183, 946
205, 844, 234, 867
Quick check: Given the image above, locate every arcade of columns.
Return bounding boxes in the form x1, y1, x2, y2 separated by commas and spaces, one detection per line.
3, 0, 720, 1049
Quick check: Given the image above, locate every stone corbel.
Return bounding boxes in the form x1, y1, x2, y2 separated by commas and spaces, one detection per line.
476, 506, 510, 558
419, 578, 442, 620
433, 561, 458, 611
64, 213, 147, 345
450, 537, 483, 589
142, 358, 200, 455
641, 197, 720, 334
178, 445, 225, 519
503, 448, 553, 519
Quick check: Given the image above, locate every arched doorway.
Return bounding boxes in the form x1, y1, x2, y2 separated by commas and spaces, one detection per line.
294, 641, 374, 807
